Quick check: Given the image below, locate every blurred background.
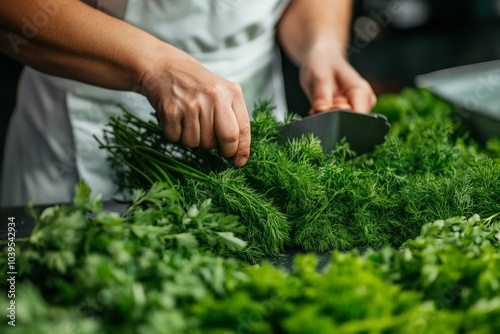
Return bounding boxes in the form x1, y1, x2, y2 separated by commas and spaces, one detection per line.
1, 0, 500, 173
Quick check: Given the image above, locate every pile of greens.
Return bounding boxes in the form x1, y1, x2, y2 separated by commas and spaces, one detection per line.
2, 88, 500, 333
99, 88, 500, 258
1, 183, 499, 333
1, 183, 249, 333
193, 214, 500, 333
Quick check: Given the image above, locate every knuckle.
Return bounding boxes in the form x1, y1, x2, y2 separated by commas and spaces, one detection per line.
183, 101, 199, 118
219, 130, 239, 146
164, 107, 182, 123
205, 84, 220, 100
239, 123, 250, 138
228, 81, 243, 95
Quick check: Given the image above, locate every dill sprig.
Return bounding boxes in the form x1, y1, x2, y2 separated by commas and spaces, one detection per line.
96, 107, 290, 261
98, 89, 500, 255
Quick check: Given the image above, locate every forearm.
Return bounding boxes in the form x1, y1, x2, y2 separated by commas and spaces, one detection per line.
0, 0, 175, 92
278, 0, 375, 113
278, 0, 352, 65
0, 0, 252, 166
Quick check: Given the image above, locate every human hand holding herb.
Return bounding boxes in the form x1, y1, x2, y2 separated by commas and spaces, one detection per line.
140, 47, 251, 167
0, 0, 251, 168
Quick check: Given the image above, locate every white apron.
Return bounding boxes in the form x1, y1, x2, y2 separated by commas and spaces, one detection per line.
1, 0, 290, 207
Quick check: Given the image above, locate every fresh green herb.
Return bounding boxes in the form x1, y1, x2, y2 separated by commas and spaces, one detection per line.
98, 90, 500, 255
96, 107, 290, 261
1, 181, 249, 333
4, 187, 499, 333
3, 88, 500, 333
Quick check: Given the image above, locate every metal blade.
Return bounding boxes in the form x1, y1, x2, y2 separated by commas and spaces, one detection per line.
278, 110, 390, 155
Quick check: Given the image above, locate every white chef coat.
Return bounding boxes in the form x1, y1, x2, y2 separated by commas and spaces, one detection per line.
1, 0, 290, 207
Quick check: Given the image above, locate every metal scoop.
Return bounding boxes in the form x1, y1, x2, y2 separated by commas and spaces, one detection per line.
278, 110, 391, 155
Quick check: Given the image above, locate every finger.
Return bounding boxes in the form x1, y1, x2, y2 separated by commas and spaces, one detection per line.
214, 97, 240, 160
335, 66, 376, 113
230, 91, 251, 167
345, 86, 375, 113
181, 107, 200, 148
331, 96, 353, 110
309, 97, 351, 115
160, 105, 183, 142
199, 103, 218, 149
310, 73, 336, 113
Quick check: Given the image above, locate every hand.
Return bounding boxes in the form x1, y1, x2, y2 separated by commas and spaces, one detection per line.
298, 44, 376, 115
139, 49, 251, 167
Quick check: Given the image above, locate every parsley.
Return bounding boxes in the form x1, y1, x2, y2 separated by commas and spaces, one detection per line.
2, 88, 500, 333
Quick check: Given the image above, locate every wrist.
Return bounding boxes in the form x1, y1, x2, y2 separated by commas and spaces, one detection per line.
278, 0, 351, 66
306, 36, 347, 56
135, 40, 200, 99
132, 38, 166, 95
296, 36, 347, 67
